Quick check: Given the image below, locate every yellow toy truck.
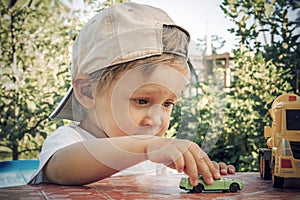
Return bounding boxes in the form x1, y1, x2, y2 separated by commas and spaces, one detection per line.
259, 94, 300, 188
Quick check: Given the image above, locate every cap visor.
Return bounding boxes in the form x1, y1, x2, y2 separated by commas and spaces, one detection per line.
49, 87, 77, 121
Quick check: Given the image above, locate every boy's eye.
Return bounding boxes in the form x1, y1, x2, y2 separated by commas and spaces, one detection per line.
162, 101, 175, 108
133, 99, 149, 105
131, 99, 175, 108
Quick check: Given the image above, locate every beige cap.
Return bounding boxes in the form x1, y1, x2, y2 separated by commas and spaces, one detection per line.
50, 2, 190, 121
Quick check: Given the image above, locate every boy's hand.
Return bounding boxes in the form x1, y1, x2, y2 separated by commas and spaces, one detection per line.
145, 137, 221, 186
212, 161, 235, 175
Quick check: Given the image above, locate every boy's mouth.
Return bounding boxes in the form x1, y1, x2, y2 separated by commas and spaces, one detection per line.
125, 126, 163, 136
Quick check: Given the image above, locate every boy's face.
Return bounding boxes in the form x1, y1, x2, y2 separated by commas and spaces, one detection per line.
91, 64, 188, 138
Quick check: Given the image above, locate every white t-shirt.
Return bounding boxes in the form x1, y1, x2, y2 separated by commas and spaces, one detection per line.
29, 123, 169, 184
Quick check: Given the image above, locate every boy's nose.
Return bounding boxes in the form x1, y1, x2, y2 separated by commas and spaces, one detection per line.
145, 104, 166, 127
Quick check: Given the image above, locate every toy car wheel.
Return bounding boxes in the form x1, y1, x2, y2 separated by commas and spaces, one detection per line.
229, 183, 239, 193
193, 183, 203, 193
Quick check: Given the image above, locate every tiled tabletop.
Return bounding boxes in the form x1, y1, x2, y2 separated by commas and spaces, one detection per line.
0, 172, 300, 199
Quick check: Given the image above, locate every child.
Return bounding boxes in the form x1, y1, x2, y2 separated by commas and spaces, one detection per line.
29, 2, 234, 186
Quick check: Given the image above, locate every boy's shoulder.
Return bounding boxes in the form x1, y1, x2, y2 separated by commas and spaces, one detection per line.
49, 123, 79, 137
45, 123, 96, 144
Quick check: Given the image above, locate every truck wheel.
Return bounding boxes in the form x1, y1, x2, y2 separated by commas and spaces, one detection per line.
259, 153, 271, 180
272, 175, 284, 188
229, 183, 239, 193
193, 184, 203, 193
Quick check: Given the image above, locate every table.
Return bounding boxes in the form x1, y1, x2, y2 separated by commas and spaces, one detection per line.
0, 172, 300, 199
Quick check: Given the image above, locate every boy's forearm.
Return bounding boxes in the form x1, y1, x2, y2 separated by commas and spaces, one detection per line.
45, 135, 152, 185
83, 135, 151, 170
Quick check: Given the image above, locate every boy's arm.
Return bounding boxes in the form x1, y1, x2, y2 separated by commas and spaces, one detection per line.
45, 136, 221, 186
45, 136, 148, 185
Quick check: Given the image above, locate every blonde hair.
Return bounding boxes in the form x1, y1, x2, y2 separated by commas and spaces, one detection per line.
73, 53, 190, 117
90, 53, 190, 96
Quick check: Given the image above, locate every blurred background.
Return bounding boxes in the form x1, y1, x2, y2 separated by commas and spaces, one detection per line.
1, 0, 300, 172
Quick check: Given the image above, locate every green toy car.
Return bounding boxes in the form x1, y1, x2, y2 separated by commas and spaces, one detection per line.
179, 176, 243, 193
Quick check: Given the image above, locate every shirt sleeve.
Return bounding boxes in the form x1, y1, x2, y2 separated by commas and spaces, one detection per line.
28, 125, 85, 184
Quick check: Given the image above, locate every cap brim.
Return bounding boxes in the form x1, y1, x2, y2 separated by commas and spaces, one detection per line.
49, 87, 82, 121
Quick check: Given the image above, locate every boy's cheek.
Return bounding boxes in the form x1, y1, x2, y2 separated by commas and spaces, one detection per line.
155, 121, 170, 137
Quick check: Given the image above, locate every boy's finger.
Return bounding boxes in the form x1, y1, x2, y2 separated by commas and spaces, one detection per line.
208, 159, 221, 179
219, 162, 228, 175
184, 142, 220, 185
183, 151, 198, 186
212, 161, 219, 170
195, 154, 214, 185
208, 159, 221, 182
174, 155, 185, 173
228, 164, 236, 174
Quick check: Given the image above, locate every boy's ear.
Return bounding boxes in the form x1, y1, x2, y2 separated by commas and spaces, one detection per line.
72, 74, 96, 109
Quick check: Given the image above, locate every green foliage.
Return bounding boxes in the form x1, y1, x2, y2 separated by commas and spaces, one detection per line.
209, 0, 298, 171
169, 0, 299, 172
0, 0, 81, 160
221, 50, 292, 171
